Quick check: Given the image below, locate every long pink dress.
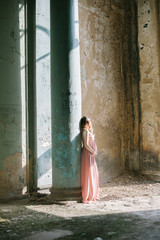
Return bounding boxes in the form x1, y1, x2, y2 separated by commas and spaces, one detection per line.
81, 130, 99, 203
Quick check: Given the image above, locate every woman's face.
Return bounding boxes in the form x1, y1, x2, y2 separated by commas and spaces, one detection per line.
85, 123, 89, 129
86, 118, 92, 129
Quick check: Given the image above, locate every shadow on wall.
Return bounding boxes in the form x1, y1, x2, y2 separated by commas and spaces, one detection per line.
0, 0, 82, 196
36, 0, 52, 188
38, 132, 81, 190
52, 131, 81, 188
36, 25, 50, 62
37, 148, 52, 186
36, 0, 80, 188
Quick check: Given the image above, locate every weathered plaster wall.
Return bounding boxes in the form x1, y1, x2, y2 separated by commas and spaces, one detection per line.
79, 0, 127, 184
123, 0, 140, 171
1, 0, 159, 196
137, 0, 160, 172
36, 0, 52, 188
0, 0, 26, 197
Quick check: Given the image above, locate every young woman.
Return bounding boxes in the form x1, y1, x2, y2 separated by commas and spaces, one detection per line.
80, 116, 99, 203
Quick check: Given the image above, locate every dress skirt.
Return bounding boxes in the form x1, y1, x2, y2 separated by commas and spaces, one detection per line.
81, 135, 99, 203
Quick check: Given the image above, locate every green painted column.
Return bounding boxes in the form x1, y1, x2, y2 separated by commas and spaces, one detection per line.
27, 0, 37, 192
50, 0, 81, 200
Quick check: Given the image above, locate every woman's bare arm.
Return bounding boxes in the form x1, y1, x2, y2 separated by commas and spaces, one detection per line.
82, 129, 97, 155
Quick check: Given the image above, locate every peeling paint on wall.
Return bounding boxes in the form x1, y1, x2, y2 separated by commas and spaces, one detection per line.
0, 152, 26, 197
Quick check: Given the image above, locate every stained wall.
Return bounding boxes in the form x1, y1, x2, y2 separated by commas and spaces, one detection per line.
123, 0, 140, 171
0, 0, 26, 197
0, 0, 159, 197
79, 0, 140, 184
137, 0, 160, 172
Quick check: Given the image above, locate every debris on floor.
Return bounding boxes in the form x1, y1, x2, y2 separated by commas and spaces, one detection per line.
0, 172, 160, 240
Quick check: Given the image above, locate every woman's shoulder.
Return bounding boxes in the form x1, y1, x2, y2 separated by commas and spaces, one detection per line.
82, 129, 94, 137
82, 128, 88, 132
82, 128, 88, 133
81, 128, 89, 135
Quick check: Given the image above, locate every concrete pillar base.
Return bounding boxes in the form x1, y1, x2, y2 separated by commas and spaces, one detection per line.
49, 187, 82, 201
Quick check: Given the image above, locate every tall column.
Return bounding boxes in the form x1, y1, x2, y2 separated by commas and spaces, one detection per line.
50, 0, 81, 200
27, 0, 37, 192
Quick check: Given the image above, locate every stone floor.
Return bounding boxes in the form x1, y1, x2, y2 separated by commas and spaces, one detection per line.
0, 172, 160, 240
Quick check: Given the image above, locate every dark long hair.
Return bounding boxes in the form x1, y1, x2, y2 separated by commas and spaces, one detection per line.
80, 116, 93, 134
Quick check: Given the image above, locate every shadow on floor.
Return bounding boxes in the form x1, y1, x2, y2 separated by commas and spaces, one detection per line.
0, 201, 160, 240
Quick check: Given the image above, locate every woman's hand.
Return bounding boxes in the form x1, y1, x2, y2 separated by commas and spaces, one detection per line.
82, 129, 97, 155
93, 151, 97, 156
